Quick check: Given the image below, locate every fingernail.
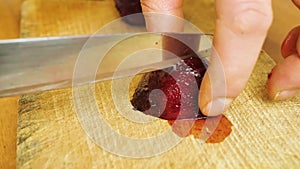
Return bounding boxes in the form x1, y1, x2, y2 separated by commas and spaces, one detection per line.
274, 89, 300, 100
204, 98, 233, 116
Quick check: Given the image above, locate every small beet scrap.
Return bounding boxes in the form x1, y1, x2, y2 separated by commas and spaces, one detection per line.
168, 115, 232, 143
131, 55, 207, 120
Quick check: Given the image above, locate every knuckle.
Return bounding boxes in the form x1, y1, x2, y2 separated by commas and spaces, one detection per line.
234, 9, 273, 34
220, 1, 273, 34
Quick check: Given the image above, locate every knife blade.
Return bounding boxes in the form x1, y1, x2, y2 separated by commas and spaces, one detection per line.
0, 33, 212, 97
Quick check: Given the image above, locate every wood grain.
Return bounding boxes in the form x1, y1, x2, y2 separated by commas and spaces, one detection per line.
0, 96, 19, 169
0, 0, 297, 168
17, 54, 300, 168
0, 0, 22, 38
17, 0, 300, 168
20, 0, 119, 37
0, 0, 22, 169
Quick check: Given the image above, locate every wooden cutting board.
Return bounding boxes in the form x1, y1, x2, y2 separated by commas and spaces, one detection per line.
17, 0, 300, 168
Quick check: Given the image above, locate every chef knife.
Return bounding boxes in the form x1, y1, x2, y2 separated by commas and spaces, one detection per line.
0, 33, 212, 97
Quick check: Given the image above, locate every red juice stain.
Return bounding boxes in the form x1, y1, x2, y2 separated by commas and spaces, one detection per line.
167, 115, 232, 143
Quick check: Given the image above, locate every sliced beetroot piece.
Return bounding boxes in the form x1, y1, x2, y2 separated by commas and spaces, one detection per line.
131, 55, 207, 120
113, 0, 145, 26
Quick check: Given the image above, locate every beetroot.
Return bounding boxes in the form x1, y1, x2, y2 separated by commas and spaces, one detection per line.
131, 55, 207, 120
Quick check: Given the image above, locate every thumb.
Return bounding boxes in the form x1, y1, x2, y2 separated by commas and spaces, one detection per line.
267, 26, 300, 100
199, 0, 273, 116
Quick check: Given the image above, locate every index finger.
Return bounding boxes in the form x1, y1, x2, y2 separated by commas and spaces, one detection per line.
199, 0, 273, 116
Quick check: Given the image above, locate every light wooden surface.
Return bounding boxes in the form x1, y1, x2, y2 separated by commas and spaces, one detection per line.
0, 0, 300, 168
0, 96, 19, 169
16, 0, 300, 168
0, 1, 22, 169
0, 0, 22, 38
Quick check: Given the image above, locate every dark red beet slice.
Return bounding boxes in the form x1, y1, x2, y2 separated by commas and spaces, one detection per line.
113, 0, 145, 26
130, 55, 207, 120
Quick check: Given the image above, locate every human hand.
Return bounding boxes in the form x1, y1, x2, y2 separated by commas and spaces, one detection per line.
141, 0, 273, 116
267, 0, 300, 100
199, 0, 273, 116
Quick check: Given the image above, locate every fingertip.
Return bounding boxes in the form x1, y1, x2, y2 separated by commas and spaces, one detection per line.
266, 54, 300, 100
201, 98, 233, 116
198, 72, 233, 116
